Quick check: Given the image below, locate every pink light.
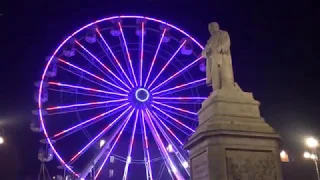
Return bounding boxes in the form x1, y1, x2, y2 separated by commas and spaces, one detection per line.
149, 111, 183, 146
69, 106, 133, 163
153, 101, 197, 115
144, 28, 167, 87
147, 40, 187, 89
144, 110, 184, 180
53, 103, 129, 138
95, 109, 136, 179
39, 15, 204, 176
140, 22, 145, 87
95, 28, 134, 88
118, 22, 138, 86
152, 105, 195, 133
152, 78, 206, 95
151, 56, 203, 92
46, 99, 127, 111
123, 109, 139, 179
48, 81, 127, 97
75, 40, 130, 90
141, 111, 153, 180
153, 96, 206, 100
58, 58, 129, 93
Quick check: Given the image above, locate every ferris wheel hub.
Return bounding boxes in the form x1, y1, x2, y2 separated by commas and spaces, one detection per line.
135, 88, 150, 102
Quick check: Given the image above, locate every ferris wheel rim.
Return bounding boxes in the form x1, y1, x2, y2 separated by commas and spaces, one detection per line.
37, 15, 205, 178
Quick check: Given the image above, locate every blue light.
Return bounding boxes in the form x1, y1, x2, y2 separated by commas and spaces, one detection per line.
135, 88, 149, 102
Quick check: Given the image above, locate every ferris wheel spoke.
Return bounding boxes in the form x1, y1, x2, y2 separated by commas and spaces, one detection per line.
144, 28, 167, 87
118, 22, 138, 86
75, 49, 125, 89
122, 109, 139, 180
53, 103, 129, 139
152, 78, 206, 96
68, 106, 133, 164
139, 22, 145, 87
152, 104, 195, 133
140, 110, 153, 180
75, 40, 131, 90
94, 109, 136, 179
146, 109, 190, 175
153, 101, 197, 116
58, 65, 117, 93
153, 96, 206, 105
48, 81, 127, 97
143, 110, 184, 180
58, 58, 129, 93
48, 88, 112, 99
147, 40, 187, 90
148, 110, 183, 146
150, 56, 204, 92
156, 106, 197, 122
154, 111, 191, 136
46, 99, 127, 111
96, 28, 134, 87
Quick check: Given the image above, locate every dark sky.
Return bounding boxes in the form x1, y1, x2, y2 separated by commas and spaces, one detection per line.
0, 0, 317, 179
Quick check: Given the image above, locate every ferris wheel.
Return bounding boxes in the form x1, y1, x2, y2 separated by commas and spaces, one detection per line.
34, 15, 208, 180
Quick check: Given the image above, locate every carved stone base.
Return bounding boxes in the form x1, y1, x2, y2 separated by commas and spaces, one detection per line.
185, 88, 282, 180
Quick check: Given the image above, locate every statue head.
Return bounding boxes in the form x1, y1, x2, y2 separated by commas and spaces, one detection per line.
209, 22, 220, 34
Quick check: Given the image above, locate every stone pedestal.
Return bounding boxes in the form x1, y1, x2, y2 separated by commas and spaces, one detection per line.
184, 87, 283, 180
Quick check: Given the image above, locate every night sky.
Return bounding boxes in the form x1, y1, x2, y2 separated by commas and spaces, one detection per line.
0, 0, 317, 179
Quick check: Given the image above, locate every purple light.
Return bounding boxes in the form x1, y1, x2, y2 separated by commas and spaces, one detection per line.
95, 109, 136, 179
152, 105, 195, 132
122, 109, 139, 179
144, 28, 166, 87
151, 56, 203, 92
95, 28, 134, 88
53, 103, 129, 138
140, 22, 145, 86
48, 82, 127, 97
135, 88, 149, 102
69, 106, 133, 163
38, 15, 204, 176
141, 111, 153, 179
147, 40, 187, 89
144, 110, 184, 179
153, 96, 206, 100
75, 40, 131, 90
152, 78, 206, 96
149, 110, 183, 146
153, 101, 197, 115
46, 99, 127, 111
118, 22, 138, 86
58, 58, 129, 93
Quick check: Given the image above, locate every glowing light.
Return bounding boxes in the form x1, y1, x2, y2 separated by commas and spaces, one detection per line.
58, 58, 128, 93
182, 161, 189, 168
0, 136, 4, 144
306, 137, 319, 148
280, 150, 289, 162
95, 28, 134, 87
153, 101, 197, 115
140, 22, 145, 86
151, 56, 203, 92
135, 88, 149, 102
99, 139, 106, 148
167, 144, 174, 153
144, 28, 166, 87
304, 152, 311, 159
118, 22, 138, 86
147, 40, 187, 89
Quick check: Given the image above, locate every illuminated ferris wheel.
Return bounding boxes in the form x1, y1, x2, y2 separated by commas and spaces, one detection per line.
33, 15, 208, 180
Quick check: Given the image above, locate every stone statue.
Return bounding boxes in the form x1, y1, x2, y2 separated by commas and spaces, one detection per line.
202, 22, 235, 91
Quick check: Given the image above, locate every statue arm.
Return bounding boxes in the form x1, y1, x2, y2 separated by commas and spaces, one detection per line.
220, 32, 231, 54
202, 43, 211, 57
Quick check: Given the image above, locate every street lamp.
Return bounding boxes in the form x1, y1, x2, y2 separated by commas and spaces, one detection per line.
305, 136, 320, 180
